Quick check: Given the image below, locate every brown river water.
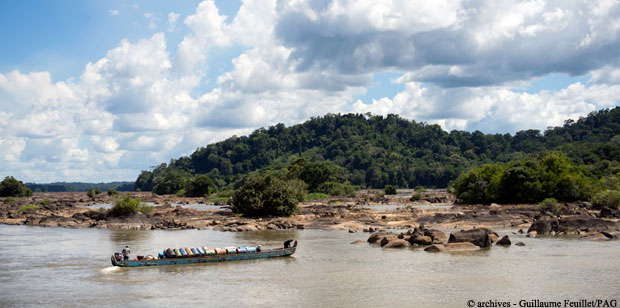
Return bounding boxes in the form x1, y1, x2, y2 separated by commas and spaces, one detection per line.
1, 224, 619, 307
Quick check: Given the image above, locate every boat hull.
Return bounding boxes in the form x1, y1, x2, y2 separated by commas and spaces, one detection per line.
111, 246, 296, 267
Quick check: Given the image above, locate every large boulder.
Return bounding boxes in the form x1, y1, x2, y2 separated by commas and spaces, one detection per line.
408, 235, 433, 246
528, 216, 619, 235
380, 236, 399, 247
527, 219, 559, 234
496, 235, 511, 246
367, 232, 390, 243
448, 228, 498, 248
424, 242, 480, 252
383, 239, 411, 248
558, 216, 618, 233
600, 208, 620, 218
424, 229, 449, 244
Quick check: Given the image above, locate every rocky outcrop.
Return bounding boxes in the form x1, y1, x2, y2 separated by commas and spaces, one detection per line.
424, 242, 480, 252
409, 235, 433, 245
424, 229, 449, 244
599, 208, 620, 218
383, 239, 412, 248
448, 228, 498, 247
527, 216, 619, 235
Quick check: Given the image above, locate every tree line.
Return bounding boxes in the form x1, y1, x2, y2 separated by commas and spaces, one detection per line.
135, 107, 620, 198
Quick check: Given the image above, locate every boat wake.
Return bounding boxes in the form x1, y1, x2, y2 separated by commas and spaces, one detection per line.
100, 266, 121, 273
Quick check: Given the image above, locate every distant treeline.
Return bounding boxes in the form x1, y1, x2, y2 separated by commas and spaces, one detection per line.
26, 182, 135, 192
135, 107, 620, 196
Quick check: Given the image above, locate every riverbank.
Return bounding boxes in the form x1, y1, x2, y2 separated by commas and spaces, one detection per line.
1, 190, 618, 240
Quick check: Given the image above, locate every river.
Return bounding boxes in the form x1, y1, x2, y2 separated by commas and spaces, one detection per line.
1, 224, 619, 307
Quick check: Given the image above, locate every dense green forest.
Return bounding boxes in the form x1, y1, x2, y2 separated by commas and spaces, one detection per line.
135, 107, 620, 197
26, 182, 135, 192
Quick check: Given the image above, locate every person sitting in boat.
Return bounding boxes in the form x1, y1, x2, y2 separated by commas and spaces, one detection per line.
284, 240, 292, 248
122, 245, 130, 260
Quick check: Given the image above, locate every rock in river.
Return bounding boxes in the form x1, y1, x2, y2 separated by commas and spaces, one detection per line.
424, 242, 480, 252
408, 235, 433, 246
527, 216, 619, 235
448, 228, 498, 248
383, 239, 412, 248
496, 235, 511, 246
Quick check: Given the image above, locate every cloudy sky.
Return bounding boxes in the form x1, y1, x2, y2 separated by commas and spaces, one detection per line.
1, 0, 620, 183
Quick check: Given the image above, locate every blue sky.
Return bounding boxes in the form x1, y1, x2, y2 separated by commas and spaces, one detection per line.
1, 0, 619, 183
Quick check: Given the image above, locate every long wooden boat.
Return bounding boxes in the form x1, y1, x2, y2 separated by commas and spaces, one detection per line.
111, 240, 297, 267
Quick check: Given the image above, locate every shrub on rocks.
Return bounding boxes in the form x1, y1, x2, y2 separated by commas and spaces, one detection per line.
0, 176, 33, 197
232, 175, 300, 217
185, 175, 217, 197
109, 195, 152, 217
591, 190, 620, 209
384, 185, 397, 195
410, 192, 422, 201
538, 198, 563, 216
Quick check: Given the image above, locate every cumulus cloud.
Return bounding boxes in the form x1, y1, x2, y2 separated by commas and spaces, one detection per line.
168, 12, 181, 32
1, 0, 620, 183
352, 81, 620, 132
275, 0, 620, 87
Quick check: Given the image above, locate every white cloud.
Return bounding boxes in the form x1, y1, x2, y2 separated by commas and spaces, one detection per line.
168, 12, 181, 32
1, 0, 620, 183
108, 9, 119, 16
0, 137, 26, 162
352, 80, 620, 132
175, 0, 231, 74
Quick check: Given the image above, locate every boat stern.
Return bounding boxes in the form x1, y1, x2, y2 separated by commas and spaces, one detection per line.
111, 255, 122, 267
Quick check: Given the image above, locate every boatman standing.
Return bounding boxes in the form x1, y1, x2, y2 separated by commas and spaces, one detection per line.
122, 245, 130, 260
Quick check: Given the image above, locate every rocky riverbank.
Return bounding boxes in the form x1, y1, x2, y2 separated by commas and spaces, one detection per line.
1, 191, 618, 242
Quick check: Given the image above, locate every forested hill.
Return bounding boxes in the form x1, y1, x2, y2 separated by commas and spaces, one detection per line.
26, 182, 135, 192
135, 107, 620, 191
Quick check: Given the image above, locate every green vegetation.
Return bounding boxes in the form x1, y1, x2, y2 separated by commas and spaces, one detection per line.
0, 176, 33, 197
3, 197, 16, 203
86, 188, 102, 199
26, 181, 134, 192
209, 197, 229, 203
18, 205, 40, 212
107, 188, 118, 196
232, 175, 300, 216
216, 189, 235, 198
538, 198, 563, 216
453, 152, 594, 204
151, 168, 188, 195
39, 199, 51, 206
316, 181, 355, 196
591, 190, 620, 209
410, 192, 422, 201
384, 185, 397, 195
306, 193, 329, 201
185, 175, 217, 197
109, 195, 153, 216
134, 108, 620, 204
286, 178, 308, 202
175, 189, 187, 197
